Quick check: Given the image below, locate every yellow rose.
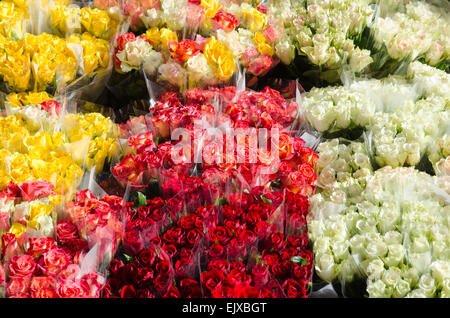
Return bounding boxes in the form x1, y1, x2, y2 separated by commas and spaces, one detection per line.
80, 8, 111, 39
253, 32, 274, 56
9, 223, 26, 237
0, 35, 31, 91
160, 28, 178, 50
143, 27, 161, 48
7, 91, 54, 107
203, 37, 236, 81
200, 0, 222, 18
239, 7, 267, 32
49, 5, 81, 36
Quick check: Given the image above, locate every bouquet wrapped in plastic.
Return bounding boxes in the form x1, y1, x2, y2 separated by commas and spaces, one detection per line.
361, 0, 450, 76
302, 61, 449, 170
266, 0, 375, 85
308, 166, 449, 298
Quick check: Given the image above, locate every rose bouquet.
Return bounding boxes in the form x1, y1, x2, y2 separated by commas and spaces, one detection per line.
0, 31, 111, 94
0, 97, 119, 196
302, 61, 449, 169
0, 181, 61, 240
106, 0, 281, 95
48, 2, 122, 40
308, 166, 449, 298
266, 0, 375, 85
103, 184, 314, 298
361, 0, 450, 76
0, 0, 29, 40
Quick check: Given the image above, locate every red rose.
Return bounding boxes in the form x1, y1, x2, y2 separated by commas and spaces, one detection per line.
135, 266, 154, 287
123, 230, 145, 256
227, 238, 247, 261
271, 261, 292, 280
57, 264, 80, 281
185, 228, 204, 247
7, 278, 29, 296
259, 288, 276, 298
208, 243, 226, 260
163, 227, 184, 245
179, 214, 197, 231
31, 288, 58, 298
42, 248, 71, 276
168, 39, 199, 63
40, 100, 60, 116
180, 278, 202, 298
207, 259, 230, 273
29, 276, 57, 292
201, 269, 225, 292
227, 192, 252, 210
292, 264, 309, 281
221, 205, 243, 221
208, 226, 232, 245
162, 244, 178, 259
120, 285, 137, 298
212, 10, 240, 32
282, 278, 307, 298
298, 163, 317, 184
155, 260, 171, 274
136, 248, 156, 267
116, 33, 136, 51
226, 268, 252, 287
56, 221, 79, 242
9, 255, 36, 279
56, 279, 90, 298
252, 263, 270, 289
27, 237, 56, 258
163, 285, 181, 298
14, 181, 56, 201
154, 273, 171, 294
286, 235, 308, 249
265, 232, 285, 251
128, 131, 156, 154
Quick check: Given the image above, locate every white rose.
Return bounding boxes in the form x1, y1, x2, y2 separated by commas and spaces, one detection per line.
331, 240, 349, 261
411, 236, 431, 254
367, 280, 391, 298
430, 261, 450, 284
366, 239, 388, 259
315, 253, 336, 282
382, 267, 402, 286
393, 280, 410, 298
349, 49, 373, 73
403, 267, 420, 286
314, 236, 331, 255
405, 288, 429, 298
366, 259, 386, 280
275, 40, 295, 65
142, 51, 163, 76
417, 274, 436, 297
383, 231, 403, 245
383, 244, 405, 267
37, 215, 54, 237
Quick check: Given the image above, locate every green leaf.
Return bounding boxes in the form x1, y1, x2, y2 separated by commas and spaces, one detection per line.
290, 256, 307, 266
137, 192, 147, 207
123, 254, 133, 263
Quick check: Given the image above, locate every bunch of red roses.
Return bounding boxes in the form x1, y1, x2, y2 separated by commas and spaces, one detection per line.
104, 85, 318, 298
0, 187, 127, 298
1, 221, 104, 298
